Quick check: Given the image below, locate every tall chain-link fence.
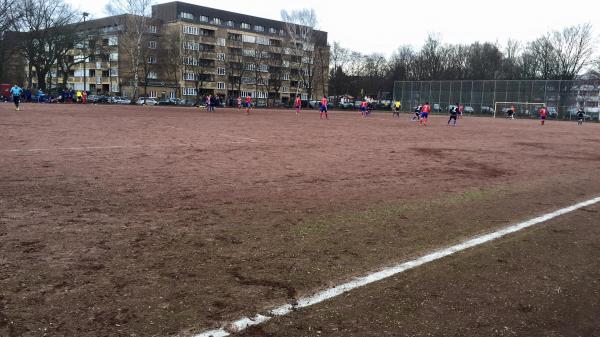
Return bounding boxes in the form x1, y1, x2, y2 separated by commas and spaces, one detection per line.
393, 80, 600, 121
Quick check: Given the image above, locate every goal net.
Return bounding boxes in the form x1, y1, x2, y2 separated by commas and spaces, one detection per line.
494, 102, 547, 119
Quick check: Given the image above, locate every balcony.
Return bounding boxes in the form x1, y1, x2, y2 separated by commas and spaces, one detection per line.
199, 36, 216, 44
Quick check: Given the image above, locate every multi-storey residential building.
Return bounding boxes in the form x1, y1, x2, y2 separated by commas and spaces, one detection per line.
5, 1, 329, 105
151, 2, 329, 104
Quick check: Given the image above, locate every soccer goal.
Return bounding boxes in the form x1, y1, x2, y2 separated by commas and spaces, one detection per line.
494, 102, 547, 119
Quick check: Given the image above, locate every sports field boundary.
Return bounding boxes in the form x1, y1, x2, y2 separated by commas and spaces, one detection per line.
192, 196, 600, 337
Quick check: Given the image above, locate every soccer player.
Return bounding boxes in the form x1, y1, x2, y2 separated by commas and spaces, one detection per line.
360, 100, 368, 118
294, 96, 302, 115
10, 84, 23, 111
576, 107, 585, 126
448, 103, 459, 126
82, 91, 88, 104
506, 105, 515, 119
393, 101, 401, 118
419, 102, 431, 126
237, 96, 242, 110
538, 105, 548, 126
245, 94, 252, 115
320, 96, 328, 119
412, 105, 422, 121
458, 104, 464, 119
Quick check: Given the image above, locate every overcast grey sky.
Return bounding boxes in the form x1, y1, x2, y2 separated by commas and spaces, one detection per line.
70, 0, 599, 56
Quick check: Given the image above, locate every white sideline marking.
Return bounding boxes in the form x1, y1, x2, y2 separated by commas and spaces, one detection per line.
219, 134, 258, 143
193, 196, 600, 337
0, 144, 190, 153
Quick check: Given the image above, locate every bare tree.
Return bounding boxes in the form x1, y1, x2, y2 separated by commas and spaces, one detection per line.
281, 8, 318, 100
106, 0, 154, 100
182, 39, 215, 105
0, 0, 23, 81
18, 0, 78, 90
159, 28, 182, 99
551, 24, 595, 80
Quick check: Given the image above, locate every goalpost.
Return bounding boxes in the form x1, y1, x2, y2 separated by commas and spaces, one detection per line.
493, 102, 547, 119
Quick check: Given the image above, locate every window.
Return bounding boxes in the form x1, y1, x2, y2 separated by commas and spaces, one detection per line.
301, 93, 308, 100
259, 64, 269, 72
241, 77, 256, 84
269, 27, 277, 34
109, 53, 119, 61
183, 26, 200, 35
279, 29, 286, 36
302, 56, 313, 64
111, 84, 119, 93
281, 86, 288, 93
254, 25, 264, 32
217, 82, 225, 90
183, 87, 197, 96
216, 38, 226, 46
241, 22, 250, 29
74, 55, 85, 62
255, 91, 268, 99
242, 35, 256, 43
74, 69, 84, 77
283, 48, 291, 55
183, 57, 199, 66
148, 25, 157, 34
217, 67, 226, 76
256, 37, 269, 45
241, 91, 253, 98
183, 41, 205, 51
282, 73, 290, 80
212, 18, 221, 25
282, 60, 290, 68
180, 12, 193, 20
149, 40, 157, 49
226, 20, 234, 27
147, 56, 157, 64
245, 63, 256, 71
184, 72, 196, 80
110, 68, 118, 76
148, 90, 157, 98
108, 36, 118, 46
217, 53, 225, 61
242, 49, 255, 57
200, 15, 209, 22
147, 71, 158, 79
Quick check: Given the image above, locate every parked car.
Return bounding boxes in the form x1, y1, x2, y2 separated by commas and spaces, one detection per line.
113, 97, 131, 104
547, 106, 558, 117
158, 98, 183, 106
463, 106, 474, 113
136, 97, 158, 105
481, 106, 495, 113
338, 101, 354, 109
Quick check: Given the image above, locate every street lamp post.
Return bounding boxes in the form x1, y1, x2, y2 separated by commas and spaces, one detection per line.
82, 12, 89, 95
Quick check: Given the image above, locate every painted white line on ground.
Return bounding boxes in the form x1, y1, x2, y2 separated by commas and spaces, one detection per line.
192, 196, 600, 337
219, 134, 258, 143
0, 144, 190, 153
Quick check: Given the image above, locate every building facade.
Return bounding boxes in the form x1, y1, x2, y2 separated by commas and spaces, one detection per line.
8, 1, 330, 105
151, 2, 329, 104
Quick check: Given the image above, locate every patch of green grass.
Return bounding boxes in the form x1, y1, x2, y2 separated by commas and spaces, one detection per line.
291, 186, 510, 239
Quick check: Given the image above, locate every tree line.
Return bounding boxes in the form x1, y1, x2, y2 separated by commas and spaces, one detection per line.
329, 24, 599, 99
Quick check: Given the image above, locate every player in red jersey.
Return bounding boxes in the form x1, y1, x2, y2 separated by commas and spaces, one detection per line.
320, 96, 328, 119
538, 105, 548, 126
419, 102, 431, 126
245, 94, 252, 115
294, 96, 302, 115
360, 100, 368, 118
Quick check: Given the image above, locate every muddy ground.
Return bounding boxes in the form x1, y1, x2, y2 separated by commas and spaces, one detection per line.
0, 103, 599, 336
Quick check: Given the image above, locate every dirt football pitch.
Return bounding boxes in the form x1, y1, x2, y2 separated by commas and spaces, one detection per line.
1, 103, 599, 337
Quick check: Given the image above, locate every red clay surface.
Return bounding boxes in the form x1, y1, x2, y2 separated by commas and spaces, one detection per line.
0, 103, 599, 337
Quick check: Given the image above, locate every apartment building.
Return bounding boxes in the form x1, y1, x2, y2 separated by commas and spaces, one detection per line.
151, 1, 329, 104
7, 1, 329, 104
